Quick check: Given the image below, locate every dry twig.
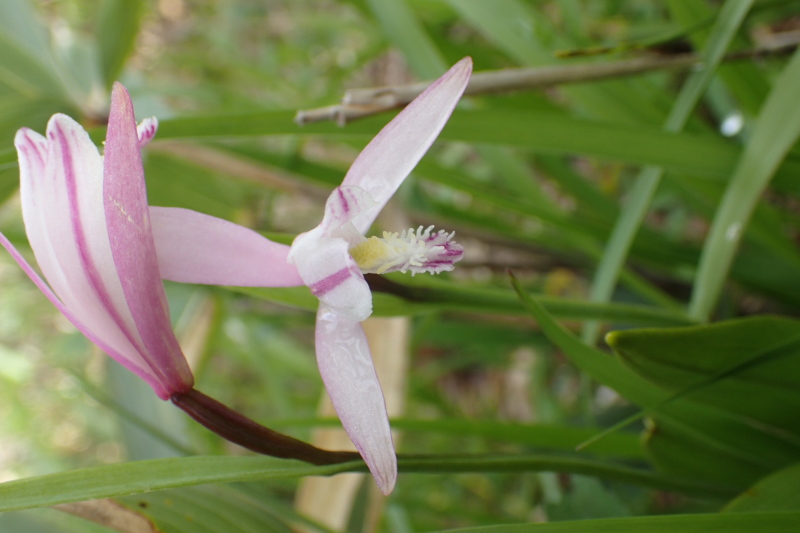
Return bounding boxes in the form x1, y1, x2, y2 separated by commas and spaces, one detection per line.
295, 45, 796, 126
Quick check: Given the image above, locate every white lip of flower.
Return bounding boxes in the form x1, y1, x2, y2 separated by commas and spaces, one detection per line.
349, 225, 463, 276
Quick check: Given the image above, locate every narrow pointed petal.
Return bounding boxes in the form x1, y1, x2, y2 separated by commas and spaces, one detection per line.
315, 305, 396, 494
150, 206, 304, 287
342, 57, 472, 233
104, 82, 193, 394
290, 228, 372, 322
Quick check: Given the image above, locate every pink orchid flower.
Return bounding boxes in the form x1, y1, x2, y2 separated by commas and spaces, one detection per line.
0, 56, 471, 495
0, 83, 302, 400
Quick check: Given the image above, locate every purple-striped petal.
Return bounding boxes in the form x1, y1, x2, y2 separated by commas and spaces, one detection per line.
317, 185, 377, 236
137, 117, 158, 148
104, 82, 193, 395
342, 57, 472, 234
150, 206, 304, 287
15, 119, 177, 398
315, 304, 396, 494
289, 227, 373, 322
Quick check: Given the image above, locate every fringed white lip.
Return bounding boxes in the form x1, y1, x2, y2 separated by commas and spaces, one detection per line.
350, 225, 464, 275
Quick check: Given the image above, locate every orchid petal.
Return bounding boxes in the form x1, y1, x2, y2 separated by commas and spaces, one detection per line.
315, 304, 396, 494
137, 117, 158, 148
318, 185, 377, 236
342, 57, 472, 234
16, 117, 176, 398
0, 232, 174, 398
150, 206, 304, 287
290, 228, 372, 322
104, 82, 193, 395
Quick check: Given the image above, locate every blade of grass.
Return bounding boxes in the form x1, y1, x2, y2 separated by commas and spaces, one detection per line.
0, 454, 736, 513
582, 0, 754, 344
689, 46, 800, 320
96, 0, 146, 88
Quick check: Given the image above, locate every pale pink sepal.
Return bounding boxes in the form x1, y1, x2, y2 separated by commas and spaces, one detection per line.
315, 304, 396, 494
342, 57, 472, 234
150, 206, 304, 287
103, 83, 194, 395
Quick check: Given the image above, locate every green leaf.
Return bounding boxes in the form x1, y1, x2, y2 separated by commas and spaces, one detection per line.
725, 462, 800, 512
0, 1, 66, 99
606, 315, 800, 435
234, 277, 695, 327
365, 0, 447, 78
117, 485, 295, 533
0, 456, 350, 513
642, 415, 778, 487
441, 0, 542, 65
272, 418, 647, 459
431, 512, 800, 533
152, 109, 800, 186
96, 0, 146, 88
0, 454, 734, 513
511, 276, 799, 487
690, 47, 800, 319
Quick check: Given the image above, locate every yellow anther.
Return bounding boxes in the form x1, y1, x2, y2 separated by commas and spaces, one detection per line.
349, 236, 394, 272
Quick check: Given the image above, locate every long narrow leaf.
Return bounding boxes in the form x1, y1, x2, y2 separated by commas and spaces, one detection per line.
690, 47, 800, 320
0, 454, 735, 513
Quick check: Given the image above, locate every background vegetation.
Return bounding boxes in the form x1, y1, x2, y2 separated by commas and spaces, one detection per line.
0, 0, 799, 531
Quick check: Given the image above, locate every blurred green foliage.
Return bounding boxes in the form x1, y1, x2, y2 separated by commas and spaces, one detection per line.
1, 0, 800, 531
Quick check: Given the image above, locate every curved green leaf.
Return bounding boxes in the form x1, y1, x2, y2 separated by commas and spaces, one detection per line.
725, 462, 800, 512
0, 454, 734, 513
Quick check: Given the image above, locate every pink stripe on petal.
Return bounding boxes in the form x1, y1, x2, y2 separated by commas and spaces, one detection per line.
19, 117, 166, 393
318, 186, 376, 235
308, 266, 352, 297
290, 231, 373, 322
315, 305, 396, 494
53, 121, 147, 354
343, 57, 472, 234
15, 128, 47, 186
104, 83, 193, 394
150, 206, 303, 287
137, 117, 158, 148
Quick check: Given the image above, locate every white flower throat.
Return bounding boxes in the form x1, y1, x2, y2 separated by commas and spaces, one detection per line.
349, 225, 463, 276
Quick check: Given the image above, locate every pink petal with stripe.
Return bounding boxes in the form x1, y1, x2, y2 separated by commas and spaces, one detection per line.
15, 113, 186, 398
104, 82, 193, 396
342, 57, 472, 234
290, 227, 372, 322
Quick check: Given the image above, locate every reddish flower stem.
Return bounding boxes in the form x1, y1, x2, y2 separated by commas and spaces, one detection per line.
171, 388, 360, 465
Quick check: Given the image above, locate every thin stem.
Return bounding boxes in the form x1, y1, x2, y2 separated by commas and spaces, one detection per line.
171, 388, 360, 465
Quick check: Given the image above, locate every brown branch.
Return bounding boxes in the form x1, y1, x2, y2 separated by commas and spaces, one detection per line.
295, 45, 797, 126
